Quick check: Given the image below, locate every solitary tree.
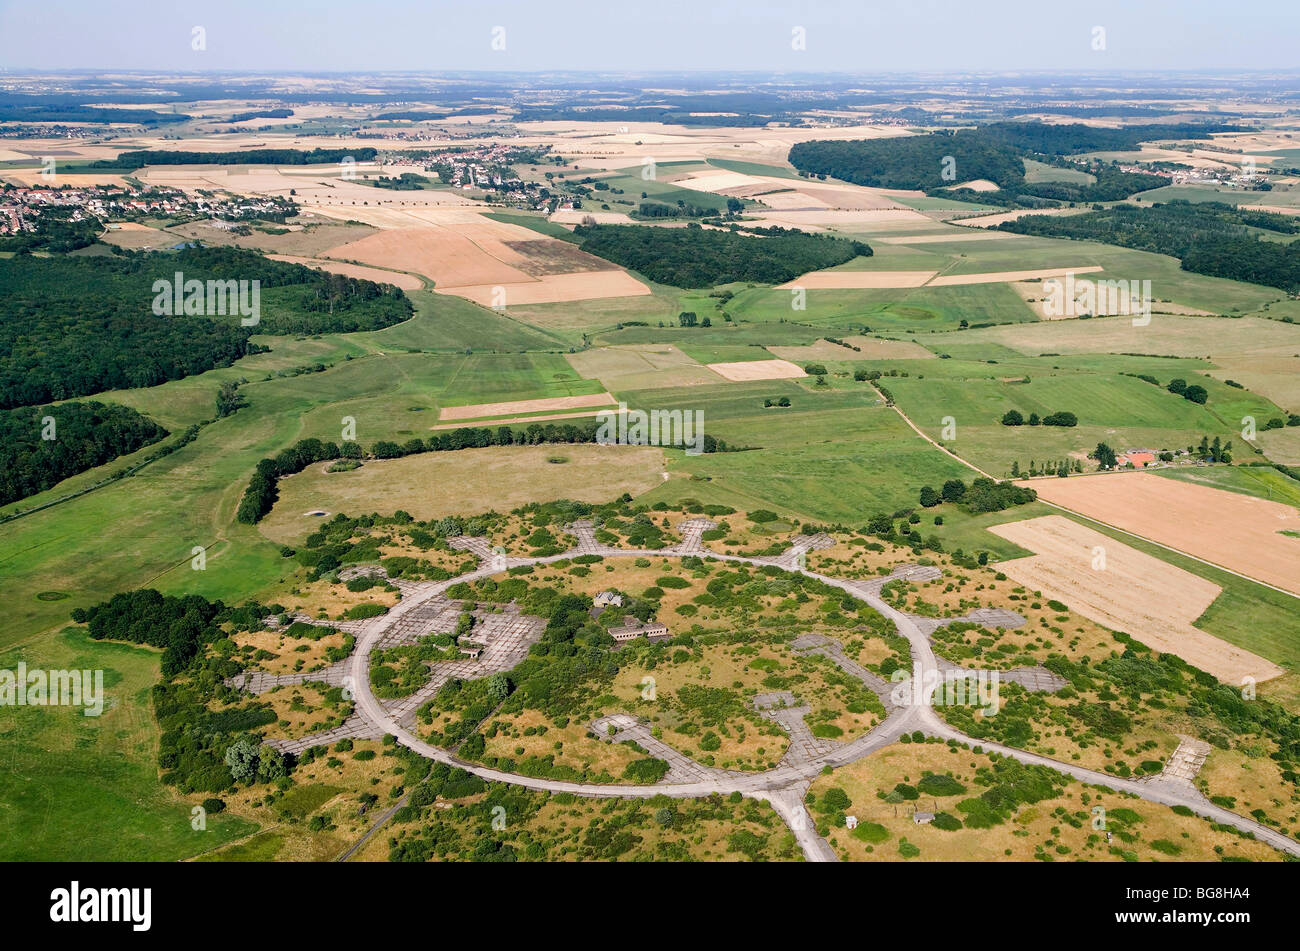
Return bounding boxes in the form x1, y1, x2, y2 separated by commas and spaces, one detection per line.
1094, 442, 1118, 470
224, 738, 259, 782
487, 673, 511, 703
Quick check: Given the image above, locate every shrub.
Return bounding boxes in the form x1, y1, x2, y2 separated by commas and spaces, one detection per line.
917, 773, 967, 797
623, 758, 671, 784
851, 821, 890, 843
931, 812, 963, 831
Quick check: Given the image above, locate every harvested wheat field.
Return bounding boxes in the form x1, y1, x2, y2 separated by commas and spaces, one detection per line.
258, 444, 666, 544
548, 210, 634, 225
439, 392, 617, 422
2, 169, 129, 187
323, 225, 532, 287
956, 208, 1078, 228
777, 270, 936, 289
443, 271, 650, 306
1025, 472, 1300, 597
989, 515, 1283, 683
432, 409, 609, 430
265, 254, 424, 289
928, 265, 1103, 287
707, 359, 808, 382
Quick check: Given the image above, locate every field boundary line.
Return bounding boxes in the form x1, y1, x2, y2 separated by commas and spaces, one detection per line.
879, 388, 1300, 603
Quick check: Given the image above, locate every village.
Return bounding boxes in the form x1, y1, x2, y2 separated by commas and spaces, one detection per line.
0, 180, 297, 236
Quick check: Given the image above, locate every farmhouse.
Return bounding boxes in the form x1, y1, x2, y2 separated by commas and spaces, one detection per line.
594, 590, 624, 608
608, 616, 670, 644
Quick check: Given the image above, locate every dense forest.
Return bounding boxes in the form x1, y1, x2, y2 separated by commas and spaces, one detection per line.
0, 97, 187, 124
977, 121, 1241, 155
0, 401, 167, 506
0, 248, 411, 408
788, 121, 1230, 202
91, 147, 377, 170
226, 108, 294, 122
998, 200, 1300, 293
573, 223, 870, 287
945, 163, 1169, 209
789, 130, 1025, 190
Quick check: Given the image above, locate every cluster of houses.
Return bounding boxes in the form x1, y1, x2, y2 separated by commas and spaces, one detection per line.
1169, 167, 1272, 188
0, 182, 296, 236
373, 143, 559, 211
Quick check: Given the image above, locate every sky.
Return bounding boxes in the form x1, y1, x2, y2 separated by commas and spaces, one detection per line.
1, 0, 1298, 74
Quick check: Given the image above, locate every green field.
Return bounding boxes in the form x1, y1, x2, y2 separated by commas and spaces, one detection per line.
584, 164, 731, 213
1154, 464, 1300, 507
728, 281, 1038, 333
0, 629, 257, 860
481, 211, 577, 240
621, 381, 974, 520
882, 354, 1283, 476
9, 106, 1300, 863
705, 157, 803, 179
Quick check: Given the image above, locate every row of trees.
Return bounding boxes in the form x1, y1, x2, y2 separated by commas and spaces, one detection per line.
1010, 458, 1084, 478
1166, 378, 1209, 404
1001, 410, 1078, 427
918, 477, 1038, 513
92, 147, 377, 170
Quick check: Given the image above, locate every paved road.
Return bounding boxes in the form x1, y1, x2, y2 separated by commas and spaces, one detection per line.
303, 528, 1300, 862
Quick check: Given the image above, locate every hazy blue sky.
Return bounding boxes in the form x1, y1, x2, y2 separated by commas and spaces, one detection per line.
1, 0, 1297, 73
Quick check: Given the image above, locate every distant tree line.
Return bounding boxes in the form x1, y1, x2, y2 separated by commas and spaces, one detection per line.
92, 147, 377, 170
635, 200, 714, 219
0, 93, 188, 124
999, 200, 1300, 293
788, 122, 1235, 205
226, 108, 293, 122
